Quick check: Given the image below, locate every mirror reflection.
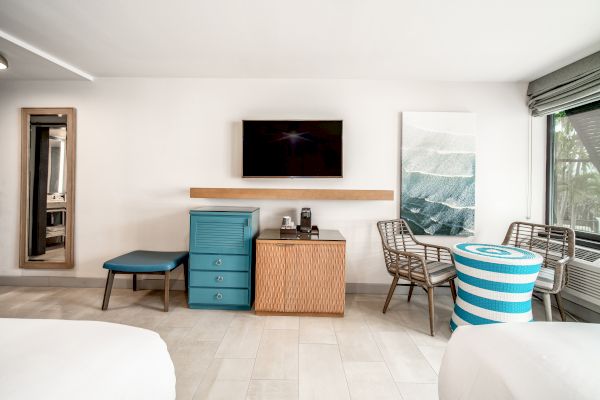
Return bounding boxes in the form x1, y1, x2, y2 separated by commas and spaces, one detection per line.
27, 114, 68, 263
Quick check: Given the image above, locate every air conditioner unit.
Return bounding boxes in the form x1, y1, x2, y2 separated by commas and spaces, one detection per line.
562, 246, 600, 314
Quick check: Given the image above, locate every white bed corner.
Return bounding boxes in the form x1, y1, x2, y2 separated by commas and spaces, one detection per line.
438, 322, 600, 400
0, 318, 175, 400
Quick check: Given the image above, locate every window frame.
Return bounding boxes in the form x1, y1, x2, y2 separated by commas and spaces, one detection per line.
545, 104, 600, 249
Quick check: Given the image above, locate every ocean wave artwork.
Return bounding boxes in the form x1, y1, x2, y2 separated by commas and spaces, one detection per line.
401, 112, 476, 236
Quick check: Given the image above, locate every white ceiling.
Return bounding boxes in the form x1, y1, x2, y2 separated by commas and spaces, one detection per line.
0, 0, 599, 81
0, 36, 85, 80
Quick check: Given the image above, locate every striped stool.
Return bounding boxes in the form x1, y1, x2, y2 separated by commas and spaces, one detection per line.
450, 243, 542, 331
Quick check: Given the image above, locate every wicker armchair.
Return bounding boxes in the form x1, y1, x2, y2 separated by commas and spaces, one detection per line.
502, 221, 575, 321
377, 219, 457, 336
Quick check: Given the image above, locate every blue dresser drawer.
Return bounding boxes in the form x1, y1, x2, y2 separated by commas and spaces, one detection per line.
189, 287, 249, 306
189, 271, 249, 288
189, 253, 249, 271
188, 207, 259, 310
190, 215, 250, 255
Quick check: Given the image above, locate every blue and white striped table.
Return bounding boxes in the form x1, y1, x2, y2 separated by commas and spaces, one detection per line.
450, 243, 543, 332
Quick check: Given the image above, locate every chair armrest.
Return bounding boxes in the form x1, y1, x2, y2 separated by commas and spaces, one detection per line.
381, 244, 427, 280
554, 256, 573, 288
422, 243, 455, 264
557, 256, 572, 266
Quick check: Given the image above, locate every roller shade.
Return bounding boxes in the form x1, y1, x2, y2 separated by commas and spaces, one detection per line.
527, 51, 600, 116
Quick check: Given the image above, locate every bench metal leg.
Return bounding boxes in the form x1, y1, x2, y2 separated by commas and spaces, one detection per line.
164, 270, 170, 312
133, 273, 137, 291
102, 270, 115, 310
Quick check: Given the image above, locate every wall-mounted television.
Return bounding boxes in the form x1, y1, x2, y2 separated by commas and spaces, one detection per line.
242, 120, 343, 178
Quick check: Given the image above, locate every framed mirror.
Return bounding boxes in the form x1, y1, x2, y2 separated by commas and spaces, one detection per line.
20, 108, 76, 269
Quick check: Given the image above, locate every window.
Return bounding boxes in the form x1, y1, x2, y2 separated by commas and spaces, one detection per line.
547, 100, 600, 246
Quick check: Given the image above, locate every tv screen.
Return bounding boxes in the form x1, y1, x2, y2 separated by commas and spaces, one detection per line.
243, 120, 343, 178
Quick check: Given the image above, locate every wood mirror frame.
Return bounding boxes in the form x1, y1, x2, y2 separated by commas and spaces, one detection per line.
19, 108, 76, 269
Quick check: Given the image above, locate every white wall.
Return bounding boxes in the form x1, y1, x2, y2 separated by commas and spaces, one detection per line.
0, 78, 545, 284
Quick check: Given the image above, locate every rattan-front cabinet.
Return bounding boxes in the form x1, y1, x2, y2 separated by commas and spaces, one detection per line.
255, 229, 346, 315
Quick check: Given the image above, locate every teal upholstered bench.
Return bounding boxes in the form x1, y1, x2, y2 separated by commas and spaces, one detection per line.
101, 250, 189, 312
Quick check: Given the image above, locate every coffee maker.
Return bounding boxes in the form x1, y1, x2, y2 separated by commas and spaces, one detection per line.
299, 208, 312, 233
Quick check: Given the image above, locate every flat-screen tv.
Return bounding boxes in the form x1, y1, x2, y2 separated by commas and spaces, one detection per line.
243, 120, 343, 178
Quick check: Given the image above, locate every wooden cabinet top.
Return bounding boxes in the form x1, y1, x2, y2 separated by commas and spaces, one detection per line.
257, 229, 345, 242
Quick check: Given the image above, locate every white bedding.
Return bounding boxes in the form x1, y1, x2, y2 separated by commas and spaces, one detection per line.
0, 318, 175, 400
438, 322, 600, 400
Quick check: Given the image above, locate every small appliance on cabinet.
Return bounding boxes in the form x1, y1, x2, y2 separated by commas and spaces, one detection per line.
188, 206, 259, 310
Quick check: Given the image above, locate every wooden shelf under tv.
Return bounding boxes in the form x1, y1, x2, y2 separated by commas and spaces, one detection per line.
189, 188, 394, 201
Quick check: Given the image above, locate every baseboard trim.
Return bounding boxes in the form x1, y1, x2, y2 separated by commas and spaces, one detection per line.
0, 275, 187, 290
0, 276, 450, 295
346, 282, 450, 295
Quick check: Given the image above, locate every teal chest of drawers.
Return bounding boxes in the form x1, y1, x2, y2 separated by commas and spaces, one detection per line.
188, 206, 259, 310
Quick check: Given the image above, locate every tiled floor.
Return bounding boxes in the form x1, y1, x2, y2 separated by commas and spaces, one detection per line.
0, 286, 567, 400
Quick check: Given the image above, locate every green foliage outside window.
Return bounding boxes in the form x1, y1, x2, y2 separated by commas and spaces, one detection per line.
551, 106, 600, 235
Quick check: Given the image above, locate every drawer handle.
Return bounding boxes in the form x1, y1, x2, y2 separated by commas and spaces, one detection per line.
215, 258, 223, 266
216, 276, 224, 282
215, 292, 223, 300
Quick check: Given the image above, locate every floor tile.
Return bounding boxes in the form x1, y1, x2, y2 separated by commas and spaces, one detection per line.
332, 312, 367, 332
299, 344, 350, 400
120, 305, 169, 330
396, 382, 439, 400
417, 345, 446, 374
405, 322, 451, 347
176, 377, 202, 400
299, 317, 337, 344
0, 286, 16, 295
160, 306, 205, 328
172, 341, 220, 399
171, 340, 219, 374
205, 358, 255, 381
335, 326, 383, 362
154, 325, 191, 351
374, 331, 438, 383
264, 316, 300, 330
246, 380, 299, 400
343, 361, 402, 400
253, 329, 299, 380
215, 315, 264, 358
364, 311, 408, 333
192, 357, 253, 399
183, 311, 235, 342
193, 379, 249, 400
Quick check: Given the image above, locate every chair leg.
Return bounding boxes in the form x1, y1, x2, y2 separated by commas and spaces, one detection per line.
102, 270, 115, 310
163, 270, 170, 312
543, 293, 553, 321
133, 273, 137, 291
383, 276, 399, 313
554, 293, 566, 322
407, 283, 415, 303
427, 287, 435, 336
449, 279, 457, 303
